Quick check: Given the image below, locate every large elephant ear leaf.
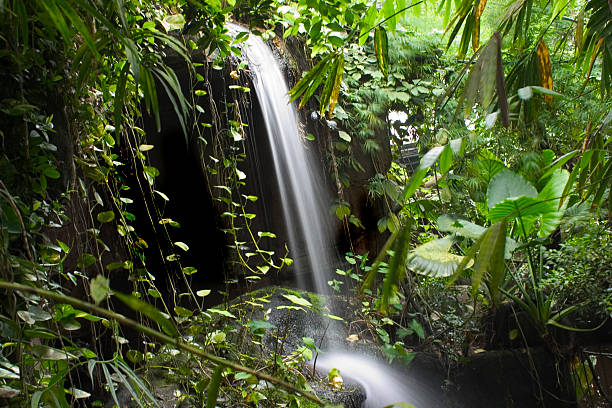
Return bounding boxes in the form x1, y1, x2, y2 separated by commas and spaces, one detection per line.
524, 169, 570, 237
487, 169, 537, 209
408, 237, 469, 277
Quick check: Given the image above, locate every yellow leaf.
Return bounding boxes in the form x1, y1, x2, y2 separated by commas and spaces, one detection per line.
328, 54, 344, 116
585, 38, 603, 88
536, 40, 553, 103
472, 0, 488, 51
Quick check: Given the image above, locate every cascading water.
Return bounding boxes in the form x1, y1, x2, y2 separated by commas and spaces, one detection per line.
239, 28, 432, 408
242, 30, 337, 295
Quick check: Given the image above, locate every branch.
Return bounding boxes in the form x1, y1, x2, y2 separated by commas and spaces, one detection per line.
0, 281, 324, 406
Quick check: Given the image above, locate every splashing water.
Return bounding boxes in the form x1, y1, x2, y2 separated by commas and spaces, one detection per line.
316, 351, 433, 408
241, 30, 337, 295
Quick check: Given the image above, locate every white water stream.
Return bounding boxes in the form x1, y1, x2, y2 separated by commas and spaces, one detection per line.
240, 29, 429, 408
243, 30, 336, 295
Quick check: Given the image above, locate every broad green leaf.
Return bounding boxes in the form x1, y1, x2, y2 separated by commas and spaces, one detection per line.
338, 131, 351, 142
439, 145, 453, 174
487, 170, 537, 209
174, 306, 193, 317
408, 237, 467, 277
359, 3, 379, 46
437, 214, 486, 239
247, 320, 276, 332
115, 292, 178, 337
525, 169, 570, 237
382, 0, 397, 32
488, 196, 540, 223
182, 266, 197, 275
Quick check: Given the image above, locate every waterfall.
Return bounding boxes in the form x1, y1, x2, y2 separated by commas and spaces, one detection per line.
238, 29, 433, 408
243, 32, 337, 295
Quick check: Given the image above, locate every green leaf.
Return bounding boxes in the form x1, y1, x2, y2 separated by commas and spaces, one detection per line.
206, 365, 223, 408
289, 54, 334, 105
489, 196, 540, 223
97, 211, 115, 223
90, 275, 110, 304
182, 266, 197, 275
471, 219, 507, 302
487, 170, 537, 209
438, 214, 517, 258
381, 0, 397, 32
282, 294, 312, 307
408, 237, 467, 277
174, 241, 189, 251
77, 253, 96, 269
174, 306, 193, 317
524, 169, 570, 237
439, 145, 453, 174
409, 319, 425, 340
247, 320, 276, 332
359, 3, 378, 46
196, 289, 211, 297
114, 292, 178, 337
207, 308, 236, 319
338, 131, 351, 142
380, 220, 412, 312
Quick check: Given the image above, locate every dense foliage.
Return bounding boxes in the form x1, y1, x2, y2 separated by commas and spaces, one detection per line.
0, 0, 611, 406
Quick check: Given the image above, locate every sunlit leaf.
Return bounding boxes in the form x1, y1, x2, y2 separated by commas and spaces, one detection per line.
282, 294, 312, 307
